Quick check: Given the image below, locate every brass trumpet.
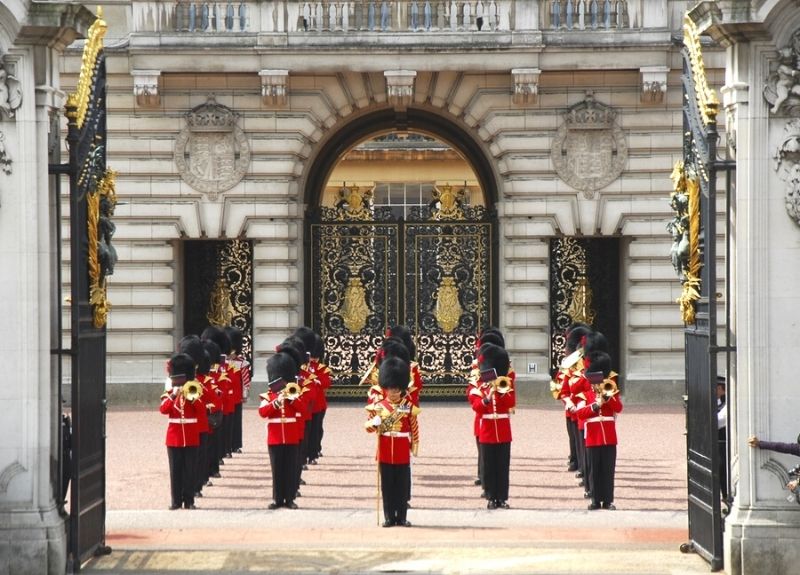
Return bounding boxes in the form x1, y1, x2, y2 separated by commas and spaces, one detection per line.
599, 379, 619, 398
492, 376, 513, 394
282, 381, 302, 401
182, 380, 202, 402
549, 379, 562, 399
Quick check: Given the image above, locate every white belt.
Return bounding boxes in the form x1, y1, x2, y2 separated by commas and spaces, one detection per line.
267, 417, 297, 423
585, 416, 615, 424
168, 418, 197, 424
381, 431, 410, 438
482, 414, 509, 420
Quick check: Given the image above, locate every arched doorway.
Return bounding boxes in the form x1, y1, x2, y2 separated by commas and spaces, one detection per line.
303, 108, 499, 399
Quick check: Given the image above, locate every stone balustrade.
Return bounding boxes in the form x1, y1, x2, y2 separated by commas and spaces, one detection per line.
545, 0, 629, 30
130, 0, 646, 34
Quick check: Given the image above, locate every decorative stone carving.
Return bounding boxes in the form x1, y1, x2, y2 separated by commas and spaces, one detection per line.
0, 131, 12, 176
259, 69, 288, 107
384, 70, 416, 111
774, 118, 800, 227
0, 58, 22, 119
174, 97, 250, 200
764, 28, 800, 115
512, 68, 541, 105
640, 66, 669, 104
551, 94, 627, 198
132, 69, 161, 108
0, 461, 26, 494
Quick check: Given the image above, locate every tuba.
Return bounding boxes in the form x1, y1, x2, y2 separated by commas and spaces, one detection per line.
282, 381, 302, 401
182, 380, 202, 402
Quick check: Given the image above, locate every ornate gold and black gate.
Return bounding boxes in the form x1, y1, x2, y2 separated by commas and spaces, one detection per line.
549, 237, 620, 374
307, 185, 496, 399
183, 240, 254, 360
49, 9, 114, 570
673, 14, 734, 571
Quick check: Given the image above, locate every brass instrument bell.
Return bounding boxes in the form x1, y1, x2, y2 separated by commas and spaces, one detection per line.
181, 380, 202, 402
600, 379, 619, 398
492, 376, 513, 394
282, 381, 302, 401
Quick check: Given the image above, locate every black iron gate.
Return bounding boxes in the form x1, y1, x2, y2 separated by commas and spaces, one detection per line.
184, 240, 254, 360
675, 15, 732, 570
549, 237, 621, 375
307, 185, 496, 398
51, 11, 113, 571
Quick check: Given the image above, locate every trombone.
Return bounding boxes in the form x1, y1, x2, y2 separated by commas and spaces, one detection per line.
181, 380, 202, 402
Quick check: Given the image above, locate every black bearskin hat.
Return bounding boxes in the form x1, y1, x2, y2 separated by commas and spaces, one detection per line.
168, 352, 196, 381
477, 343, 510, 377
387, 325, 416, 361
379, 337, 411, 365
378, 356, 410, 391
565, 324, 592, 354
584, 350, 612, 378
179, 335, 210, 376
202, 326, 233, 357
224, 326, 244, 355
267, 351, 298, 386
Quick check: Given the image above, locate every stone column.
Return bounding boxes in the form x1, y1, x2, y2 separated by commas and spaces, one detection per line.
705, 9, 800, 575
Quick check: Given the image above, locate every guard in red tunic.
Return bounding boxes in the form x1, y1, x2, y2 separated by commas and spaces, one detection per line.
469, 343, 515, 509
160, 352, 203, 510
178, 335, 213, 499
259, 351, 304, 510
555, 324, 591, 473
202, 326, 235, 459
576, 350, 623, 510
365, 356, 420, 527
225, 326, 247, 454
308, 332, 332, 462
202, 339, 225, 479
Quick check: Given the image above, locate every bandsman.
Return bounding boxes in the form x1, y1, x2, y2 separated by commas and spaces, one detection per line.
160, 352, 203, 510
365, 356, 420, 527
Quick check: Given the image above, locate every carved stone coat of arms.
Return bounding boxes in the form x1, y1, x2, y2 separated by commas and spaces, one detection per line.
551, 95, 627, 198
174, 97, 250, 200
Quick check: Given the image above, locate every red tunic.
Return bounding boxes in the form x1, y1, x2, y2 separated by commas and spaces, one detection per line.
469, 380, 515, 444
309, 359, 332, 413
160, 391, 202, 447
365, 398, 421, 465
576, 388, 623, 447
258, 391, 303, 445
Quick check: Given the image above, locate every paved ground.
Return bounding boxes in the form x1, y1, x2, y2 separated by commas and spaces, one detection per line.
83, 403, 717, 574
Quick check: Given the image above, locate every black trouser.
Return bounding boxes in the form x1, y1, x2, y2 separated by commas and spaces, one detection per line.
475, 436, 484, 485
208, 428, 220, 477
167, 445, 198, 508
309, 411, 324, 461
566, 417, 578, 466
719, 436, 728, 499
196, 432, 209, 493
575, 427, 586, 477
318, 409, 326, 455
269, 444, 299, 506
233, 403, 243, 452
480, 441, 510, 503
588, 444, 617, 506
380, 462, 410, 525
295, 421, 311, 490
223, 412, 234, 457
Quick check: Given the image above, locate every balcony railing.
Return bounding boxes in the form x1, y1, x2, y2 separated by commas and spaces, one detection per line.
130, 0, 643, 34
545, 0, 629, 30
132, 1, 516, 33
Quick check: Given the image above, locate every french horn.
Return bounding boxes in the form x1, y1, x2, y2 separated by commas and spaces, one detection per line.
492, 376, 513, 394
599, 379, 619, 398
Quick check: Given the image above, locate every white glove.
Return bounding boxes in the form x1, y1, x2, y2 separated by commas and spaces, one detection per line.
164, 377, 173, 392
369, 415, 382, 427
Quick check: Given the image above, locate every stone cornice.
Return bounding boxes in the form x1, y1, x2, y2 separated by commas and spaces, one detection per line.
16, 3, 95, 50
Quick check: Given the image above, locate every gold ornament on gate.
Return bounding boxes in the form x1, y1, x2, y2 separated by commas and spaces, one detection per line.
567, 275, 596, 326
341, 275, 369, 333
434, 275, 462, 333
